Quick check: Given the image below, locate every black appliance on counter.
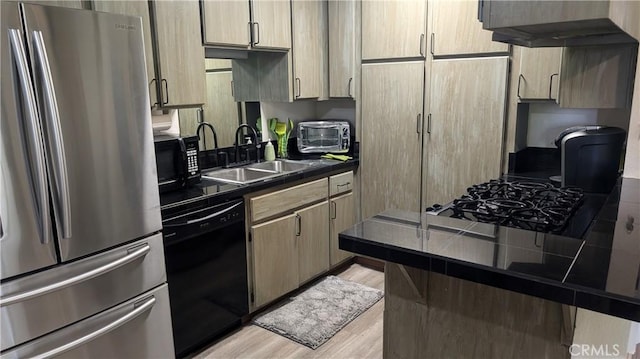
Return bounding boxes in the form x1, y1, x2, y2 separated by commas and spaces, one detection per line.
154, 134, 201, 193
554, 126, 626, 193
162, 198, 248, 357
427, 178, 605, 239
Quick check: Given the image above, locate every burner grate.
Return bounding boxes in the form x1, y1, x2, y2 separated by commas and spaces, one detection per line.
443, 179, 584, 233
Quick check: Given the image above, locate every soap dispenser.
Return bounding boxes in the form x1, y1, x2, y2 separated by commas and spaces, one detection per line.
264, 140, 275, 161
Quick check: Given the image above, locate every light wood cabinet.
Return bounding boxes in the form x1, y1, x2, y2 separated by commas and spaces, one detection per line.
425, 57, 508, 206
202, 0, 291, 50
31, 1, 83, 8
328, 0, 356, 98
517, 47, 562, 101
297, 201, 330, 284
361, 0, 426, 60
430, 0, 509, 57
361, 61, 424, 219
92, 0, 156, 107
291, 0, 326, 99
251, 214, 298, 309
151, 0, 205, 107
559, 44, 637, 109
202, 1, 250, 48
330, 192, 355, 266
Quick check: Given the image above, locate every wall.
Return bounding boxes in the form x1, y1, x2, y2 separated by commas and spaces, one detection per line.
624, 46, 640, 179
526, 104, 598, 148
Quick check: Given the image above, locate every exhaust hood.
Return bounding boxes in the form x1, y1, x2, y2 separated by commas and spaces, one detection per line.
479, 0, 640, 47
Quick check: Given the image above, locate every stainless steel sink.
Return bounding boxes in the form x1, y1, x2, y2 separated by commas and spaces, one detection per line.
246, 160, 313, 173
201, 167, 279, 185
202, 160, 331, 185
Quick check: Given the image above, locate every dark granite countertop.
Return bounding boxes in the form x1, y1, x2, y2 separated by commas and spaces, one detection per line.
160, 159, 359, 219
340, 177, 640, 322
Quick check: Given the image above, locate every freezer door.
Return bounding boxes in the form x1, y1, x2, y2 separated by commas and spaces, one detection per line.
1, 284, 174, 359
0, 1, 57, 280
21, 3, 162, 261
0, 234, 166, 351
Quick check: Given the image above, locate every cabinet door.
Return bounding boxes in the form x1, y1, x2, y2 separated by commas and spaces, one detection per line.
251, 0, 292, 49
559, 44, 637, 109
519, 47, 562, 100
93, 1, 156, 107
361, 62, 424, 219
30, 1, 82, 8
362, 0, 426, 60
426, 57, 508, 206
152, 0, 205, 107
431, 0, 508, 56
330, 192, 355, 266
329, 0, 355, 98
251, 214, 298, 309
292, 0, 324, 99
202, 1, 250, 48
297, 201, 330, 285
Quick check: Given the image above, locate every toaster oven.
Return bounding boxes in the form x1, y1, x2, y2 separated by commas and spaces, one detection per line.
297, 121, 350, 153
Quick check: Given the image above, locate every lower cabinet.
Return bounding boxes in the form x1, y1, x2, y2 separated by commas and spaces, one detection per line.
330, 192, 355, 266
297, 201, 330, 284
251, 214, 298, 309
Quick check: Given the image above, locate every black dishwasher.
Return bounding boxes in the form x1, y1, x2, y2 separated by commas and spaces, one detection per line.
162, 198, 248, 358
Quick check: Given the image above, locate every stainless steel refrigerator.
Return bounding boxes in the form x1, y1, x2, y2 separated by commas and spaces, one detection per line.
1, 2, 175, 357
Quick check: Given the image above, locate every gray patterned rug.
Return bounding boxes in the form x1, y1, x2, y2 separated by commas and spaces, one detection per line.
252, 275, 384, 350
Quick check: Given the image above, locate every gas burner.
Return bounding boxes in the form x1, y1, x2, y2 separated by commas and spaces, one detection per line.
433, 179, 585, 234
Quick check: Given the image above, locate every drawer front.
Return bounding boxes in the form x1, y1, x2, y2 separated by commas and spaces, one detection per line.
250, 178, 328, 222
0, 234, 166, 351
329, 171, 354, 196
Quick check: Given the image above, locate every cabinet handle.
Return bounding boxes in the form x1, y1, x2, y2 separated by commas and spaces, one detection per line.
337, 182, 351, 188
416, 113, 422, 134
161, 78, 169, 105
295, 214, 301, 236
419, 34, 425, 57
231, 80, 234, 97
295, 77, 301, 98
149, 78, 158, 106
347, 77, 353, 98
427, 114, 431, 134
247, 21, 252, 46
477, 0, 484, 21
253, 22, 260, 45
430, 33, 435, 56
549, 73, 559, 100
517, 74, 524, 100
331, 201, 337, 220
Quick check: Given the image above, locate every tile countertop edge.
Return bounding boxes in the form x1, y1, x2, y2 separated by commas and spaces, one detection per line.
339, 229, 640, 323
160, 159, 359, 211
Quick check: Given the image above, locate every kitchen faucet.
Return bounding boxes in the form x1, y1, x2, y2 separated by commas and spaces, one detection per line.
234, 124, 261, 164
196, 122, 218, 150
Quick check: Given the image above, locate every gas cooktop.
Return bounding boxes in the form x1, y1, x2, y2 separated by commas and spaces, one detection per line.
427, 178, 594, 237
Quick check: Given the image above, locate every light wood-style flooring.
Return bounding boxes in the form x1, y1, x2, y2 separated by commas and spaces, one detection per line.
194, 263, 384, 359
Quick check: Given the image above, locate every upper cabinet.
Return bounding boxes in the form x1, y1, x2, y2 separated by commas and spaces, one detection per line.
232, 0, 327, 102
361, 0, 426, 60
292, 0, 326, 99
29, 1, 83, 8
559, 44, 638, 109
430, 0, 508, 56
328, 0, 356, 98
517, 47, 562, 101
93, 1, 156, 107
151, 0, 205, 107
202, 0, 291, 50
515, 44, 637, 108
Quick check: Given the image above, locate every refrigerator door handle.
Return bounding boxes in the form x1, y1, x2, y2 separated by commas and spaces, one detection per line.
8, 29, 51, 245
0, 244, 150, 307
22, 296, 156, 359
31, 30, 72, 240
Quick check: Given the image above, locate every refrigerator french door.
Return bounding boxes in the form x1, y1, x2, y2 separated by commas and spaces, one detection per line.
1, 2, 173, 356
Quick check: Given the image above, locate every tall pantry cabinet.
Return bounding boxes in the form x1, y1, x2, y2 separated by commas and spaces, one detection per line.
360, 1, 427, 219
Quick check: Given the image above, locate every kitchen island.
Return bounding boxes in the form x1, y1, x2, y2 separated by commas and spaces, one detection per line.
340, 177, 639, 358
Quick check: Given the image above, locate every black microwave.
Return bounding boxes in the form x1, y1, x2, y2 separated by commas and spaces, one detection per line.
154, 135, 201, 193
